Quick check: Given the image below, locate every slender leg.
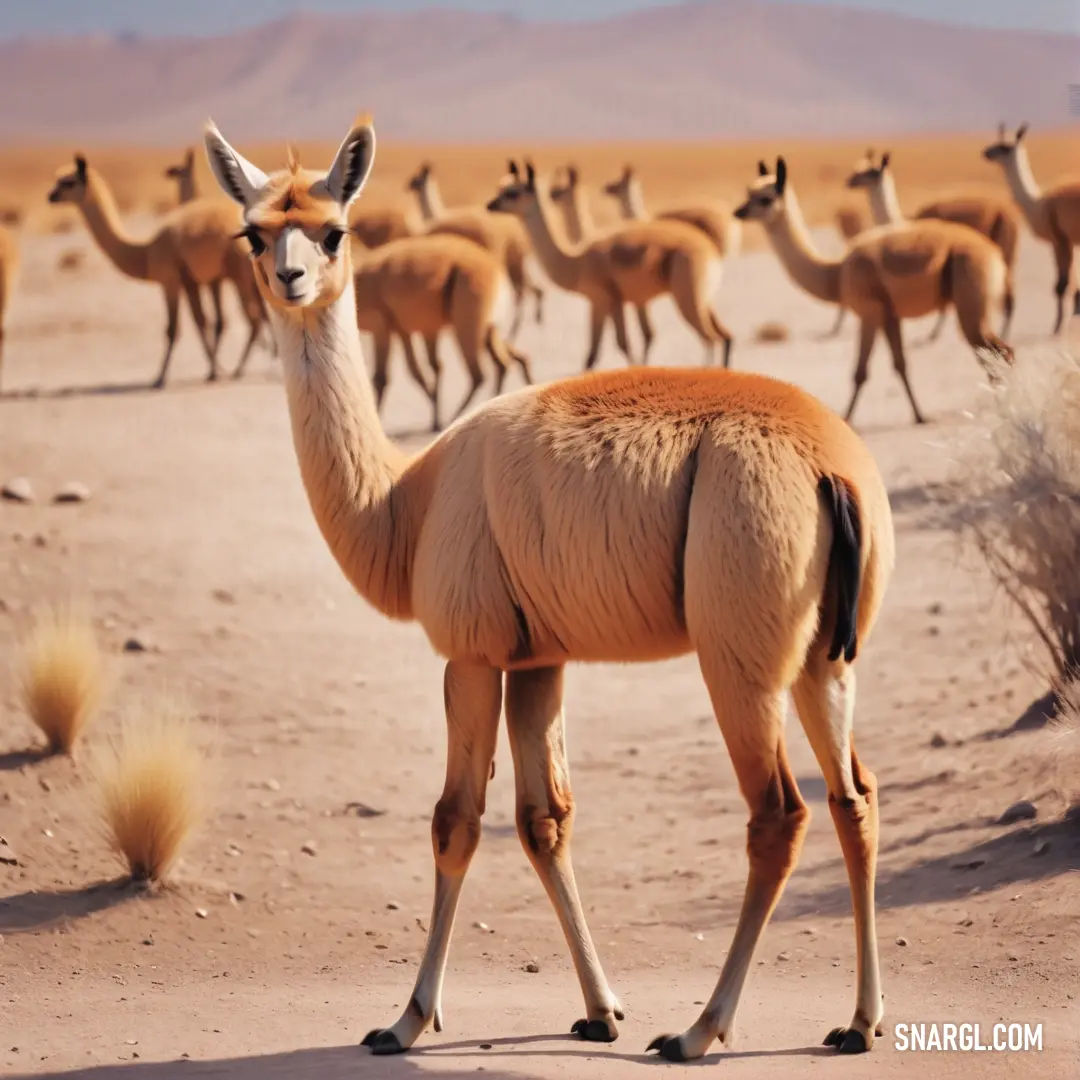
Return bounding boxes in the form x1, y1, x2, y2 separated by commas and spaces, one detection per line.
231, 305, 262, 381
482, 326, 511, 400
152, 283, 182, 390
842, 320, 877, 426
791, 653, 883, 1053
209, 279, 227, 356
709, 310, 734, 369
882, 314, 927, 425
826, 307, 847, 338
179, 273, 218, 381
446, 329, 486, 425
0, 324, 5, 394
647, 672, 808, 1061
583, 299, 608, 371
398, 331, 435, 402
507, 265, 526, 344
422, 334, 442, 433
505, 667, 624, 1041
636, 305, 655, 365
1051, 231, 1074, 337
916, 307, 948, 347
1001, 288, 1015, 340
531, 281, 545, 326
370, 329, 391, 414
610, 299, 635, 367
362, 661, 503, 1054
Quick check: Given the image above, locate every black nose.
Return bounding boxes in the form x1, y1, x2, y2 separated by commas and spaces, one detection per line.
277, 268, 304, 285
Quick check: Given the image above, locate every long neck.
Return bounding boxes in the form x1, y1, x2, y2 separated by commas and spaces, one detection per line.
869, 172, 903, 225
270, 275, 416, 620
1001, 146, 1043, 225
570, 186, 597, 238
179, 172, 198, 203
624, 177, 648, 220
516, 193, 584, 291
78, 174, 151, 280
764, 188, 842, 304
415, 176, 446, 222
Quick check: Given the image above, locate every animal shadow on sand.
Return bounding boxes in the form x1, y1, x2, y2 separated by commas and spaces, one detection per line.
7, 1036, 833, 1079
0, 877, 140, 934
0, 378, 202, 401
0, 748, 50, 772
779, 816, 1080, 920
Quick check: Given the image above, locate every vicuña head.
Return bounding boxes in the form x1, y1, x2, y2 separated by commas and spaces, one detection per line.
165, 148, 196, 184
485, 159, 540, 215
845, 150, 890, 190
47, 154, 91, 205
733, 157, 787, 223
600, 164, 634, 199
549, 163, 580, 204
982, 121, 1029, 165
202, 115, 376, 312
404, 160, 433, 194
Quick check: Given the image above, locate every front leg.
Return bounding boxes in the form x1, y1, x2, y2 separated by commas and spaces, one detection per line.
505, 667, 624, 1043
362, 661, 502, 1054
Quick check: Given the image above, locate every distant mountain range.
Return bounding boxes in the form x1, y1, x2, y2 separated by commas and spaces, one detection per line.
1, 2, 1076, 144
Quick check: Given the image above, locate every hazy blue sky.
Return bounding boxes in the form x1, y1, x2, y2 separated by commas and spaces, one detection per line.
1, 0, 1076, 38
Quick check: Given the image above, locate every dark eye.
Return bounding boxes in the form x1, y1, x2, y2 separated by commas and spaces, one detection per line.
242, 228, 266, 257
323, 228, 346, 256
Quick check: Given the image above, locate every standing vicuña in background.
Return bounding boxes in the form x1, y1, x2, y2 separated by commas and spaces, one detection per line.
163, 147, 275, 372
353, 233, 532, 432
490, 161, 733, 369
405, 160, 544, 341
982, 123, 1080, 336
846, 149, 1019, 342
204, 111, 896, 1063
736, 158, 1013, 425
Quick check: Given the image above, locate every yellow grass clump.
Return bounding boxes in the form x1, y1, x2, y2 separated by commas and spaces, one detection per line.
945, 349, 1080, 694
92, 705, 206, 885
20, 604, 105, 755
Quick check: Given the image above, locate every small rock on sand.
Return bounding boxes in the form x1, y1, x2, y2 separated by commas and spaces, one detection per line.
1, 478, 34, 503
53, 482, 90, 504
997, 800, 1037, 826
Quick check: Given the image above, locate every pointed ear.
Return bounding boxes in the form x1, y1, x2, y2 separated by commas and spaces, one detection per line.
323, 115, 376, 207
525, 159, 536, 191
184, 148, 195, 169
997, 121, 1006, 140
203, 119, 269, 207
757, 159, 769, 177
509, 160, 520, 179
775, 157, 787, 195
880, 151, 890, 170
567, 164, 578, 185
75, 154, 87, 182
1015, 123, 1028, 143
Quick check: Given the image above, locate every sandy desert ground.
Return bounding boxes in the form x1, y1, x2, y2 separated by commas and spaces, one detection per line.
1, 141, 1079, 1080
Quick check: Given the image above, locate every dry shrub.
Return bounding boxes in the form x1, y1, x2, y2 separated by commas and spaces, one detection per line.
0, 206, 23, 227
19, 604, 105, 755
92, 703, 206, 885
945, 350, 1080, 688
754, 321, 790, 344
1048, 680, 1080, 817
57, 249, 85, 272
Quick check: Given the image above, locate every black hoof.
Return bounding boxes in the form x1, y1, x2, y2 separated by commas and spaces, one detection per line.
646, 1034, 687, 1062
823, 1027, 871, 1054
571, 1018, 617, 1043
361, 1029, 405, 1055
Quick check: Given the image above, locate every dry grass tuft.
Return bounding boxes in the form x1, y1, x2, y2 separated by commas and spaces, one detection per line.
57, 249, 86, 272
19, 604, 105, 755
945, 350, 1080, 690
91, 703, 206, 885
754, 320, 790, 344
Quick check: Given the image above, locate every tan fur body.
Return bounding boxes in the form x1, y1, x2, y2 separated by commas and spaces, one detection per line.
490, 162, 732, 369
353, 233, 532, 431
983, 124, 1080, 334
348, 204, 417, 248
406, 162, 545, 339
600, 164, 741, 259
204, 120, 896, 1061
845, 151, 1018, 341
737, 158, 1012, 425
0, 223, 18, 387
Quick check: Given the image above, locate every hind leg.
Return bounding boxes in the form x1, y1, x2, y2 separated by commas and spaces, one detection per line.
505, 668, 624, 1042
709, 310, 734, 369
209, 279, 227, 357
647, 671, 808, 1061
824, 307, 847, 339
915, 307, 948, 348
179, 273, 218, 380
610, 298, 636, 367
791, 653, 883, 1053
583, 298, 609, 371
842, 320, 878, 425
882, 315, 927, 425
421, 334, 443, 432
635, 305, 654, 365
1001, 287, 1015, 340
486, 325, 532, 389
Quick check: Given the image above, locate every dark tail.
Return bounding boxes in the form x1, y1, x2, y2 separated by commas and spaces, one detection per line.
819, 474, 863, 664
